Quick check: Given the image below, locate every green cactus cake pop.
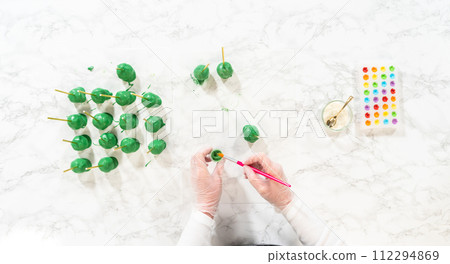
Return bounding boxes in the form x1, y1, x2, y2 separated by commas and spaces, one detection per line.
99, 132, 118, 149
243, 125, 259, 143
98, 157, 119, 173
193, 64, 210, 84
119, 113, 139, 130
217, 47, 233, 79
66, 158, 92, 173
210, 149, 223, 162
91, 88, 113, 104
144, 116, 165, 133
116, 63, 136, 83
92, 112, 113, 130
141, 92, 162, 108
68, 87, 87, 103
118, 137, 140, 154
70, 135, 92, 151
115, 90, 136, 106
147, 139, 166, 155
67, 113, 87, 130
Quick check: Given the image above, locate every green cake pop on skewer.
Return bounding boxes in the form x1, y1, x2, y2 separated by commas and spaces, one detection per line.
141, 92, 162, 108
70, 135, 91, 151
99, 132, 118, 149
144, 116, 165, 133
147, 139, 166, 155
98, 157, 119, 173
115, 91, 136, 106
116, 137, 140, 154
119, 113, 139, 130
92, 112, 113, 130
65, 158, 92, 173
210, 149, 223, 162
67, 113, 87, 130
192, 64, 210, 84
243, 125, 259, 143
116, 63, 136, 83
217, 47, 233, 79
67, 87, 87, 103
91, 88, 113, 104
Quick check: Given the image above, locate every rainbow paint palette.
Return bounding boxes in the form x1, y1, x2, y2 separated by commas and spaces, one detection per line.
359, 65, 399, 128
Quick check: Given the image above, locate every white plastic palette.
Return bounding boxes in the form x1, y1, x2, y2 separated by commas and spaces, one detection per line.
358, 65, 399, 129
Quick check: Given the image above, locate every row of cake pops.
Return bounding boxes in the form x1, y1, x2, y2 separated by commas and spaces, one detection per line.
191, 47, 234, 84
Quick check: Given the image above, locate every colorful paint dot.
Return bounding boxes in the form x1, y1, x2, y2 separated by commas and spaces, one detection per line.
364, 97, 370, 103
381, 74, 387, 79
364, 105, 370, 111
363, 75, 369, 80
390, 89, 396, 94
382, 104, 388, 110
389, 66, 395, 71
365, 112, 370, 118
373, 89, 379, 95
392, 118, 398, 125
383, 119, 389, 125
390, 81, 395, 87
375, 119, 380, 125
372, 67, 377, 72
374, 112, 380, 118
380, 66, 386, 72
390, 73, 395, 79
373, 82, 378, 88
364, 90, 370, 95
392, 111, 397, 117
391, 96, 396, 102
373, 97, 379, 103
364, 82, 369, 88
372, 74, 377, 79
381, 81, 387, 87
382, 89, 387, 95
382, 96, 388, 102
374, 104, 379, 110
392, 104, 397, 109
363, 67, 368, 73
383, 111, 388, 117
365, 120, 371, 126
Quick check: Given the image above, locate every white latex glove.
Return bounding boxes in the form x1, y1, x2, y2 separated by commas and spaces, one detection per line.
244, 153, 292, 211
190, 147, 225, 219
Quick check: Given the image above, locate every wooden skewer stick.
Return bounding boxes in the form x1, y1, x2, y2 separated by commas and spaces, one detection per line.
78, 91, 94, 96
100, 94, 119, 98
55, 89, 73, 95
131, 93, 145, 99
143, 118, 148, 122
147, 148, 154, 154
222, 47, 225, 65
83, 111, 98, 121
114, 145, 126, 151
63, 167, 76, 173
86, 165, 103, 170
201, 64, 210, 72
48, 117, 71, 122
62, 139, 77, 144
116, 68, 123, 71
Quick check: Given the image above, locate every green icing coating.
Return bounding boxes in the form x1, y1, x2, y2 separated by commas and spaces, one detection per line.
193, 65, 210, 82
144, 116, 165, 133
70, 158, 92, 173
211, 149, 223, 162
115, 90, 136, 106
142, 92, 162, 108
216, 62, 233, 79
99, 132, 118, 149
147, 139, 166, 155
92, 112, 113, 130
91, 88, 112, 104
120, 137, 140, 154
88, 66, 94, 71
68, 87, 87, 103
243, 125, 259, 143
116, 63, 136, 83
119, 113, 139, 130
67, 113, 87, 130
98, 157, 119, 173
71, 135, 92, 151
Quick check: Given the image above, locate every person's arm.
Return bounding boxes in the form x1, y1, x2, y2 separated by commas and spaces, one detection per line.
243, 153, 344, 246
177, 147, 225, 246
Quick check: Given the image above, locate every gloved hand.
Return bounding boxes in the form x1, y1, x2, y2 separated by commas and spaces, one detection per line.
190, 147, 225, 219
244, 153, 292, 211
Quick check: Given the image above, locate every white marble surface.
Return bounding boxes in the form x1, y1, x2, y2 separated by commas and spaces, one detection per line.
1, 0, 450, 246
